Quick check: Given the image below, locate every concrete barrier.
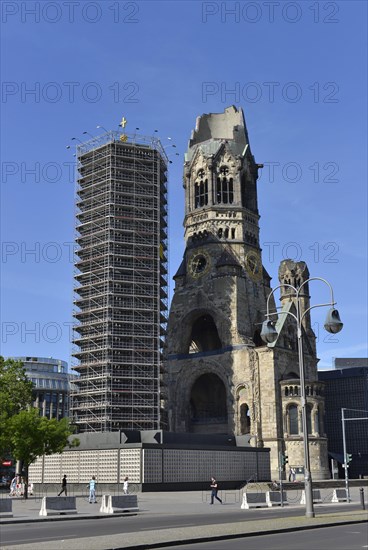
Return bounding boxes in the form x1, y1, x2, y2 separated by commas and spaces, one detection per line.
300, 490, 322, 504
39, 496, 77, 516
331, 489, 349, 502
0, 499, 13, 518
266, 491, 288, 507
241, 492, 268, 509
100, 494, 138, 514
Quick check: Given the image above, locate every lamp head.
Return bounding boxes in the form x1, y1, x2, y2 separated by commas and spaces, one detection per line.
324, 308, 343, 334
260, 319, 278, 344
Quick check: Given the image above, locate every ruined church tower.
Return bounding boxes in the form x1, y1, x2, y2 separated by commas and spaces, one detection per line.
164, 106, 329, 479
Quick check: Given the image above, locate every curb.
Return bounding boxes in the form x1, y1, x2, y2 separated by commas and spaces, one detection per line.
0, 511, 138, 525
118, 518, 368, 550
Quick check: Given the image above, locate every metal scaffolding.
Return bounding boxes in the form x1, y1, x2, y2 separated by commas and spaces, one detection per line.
70, 132, 168, 432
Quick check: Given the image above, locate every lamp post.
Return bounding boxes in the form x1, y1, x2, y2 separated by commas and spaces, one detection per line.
260, 277, 343, 518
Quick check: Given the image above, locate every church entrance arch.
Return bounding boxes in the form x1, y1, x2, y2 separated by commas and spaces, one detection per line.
189, 373, 228, 433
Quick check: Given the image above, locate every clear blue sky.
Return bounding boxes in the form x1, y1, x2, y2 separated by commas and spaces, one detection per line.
1, 1, 367, 370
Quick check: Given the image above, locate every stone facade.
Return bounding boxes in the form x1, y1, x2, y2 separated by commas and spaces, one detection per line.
163, 106, 329, 479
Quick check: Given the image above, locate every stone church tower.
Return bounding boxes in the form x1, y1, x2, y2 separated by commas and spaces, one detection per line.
164, 106, 329, 479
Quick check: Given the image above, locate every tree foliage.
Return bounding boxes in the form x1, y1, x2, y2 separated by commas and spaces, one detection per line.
0, 357, 33, 416
9, 409, 77, 466
0, 355, 79, 494
0, 356, 34, 456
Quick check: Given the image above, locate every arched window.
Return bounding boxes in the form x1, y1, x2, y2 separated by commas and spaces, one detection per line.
189, 373, 227, 432
216, 167, 233, 204
239, 403, 251, 434
194, 169, 208, 209
288, 404, 298, 435
307, 404, 312, 434
188, 315, 222, 353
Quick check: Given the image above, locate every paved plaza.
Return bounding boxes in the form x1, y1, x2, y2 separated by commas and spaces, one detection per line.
1, 487, 367, 549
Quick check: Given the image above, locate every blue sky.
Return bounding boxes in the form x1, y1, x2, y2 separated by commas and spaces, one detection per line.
1, 0, 367, 370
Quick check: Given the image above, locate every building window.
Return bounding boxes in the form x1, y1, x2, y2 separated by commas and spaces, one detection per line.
239, 403, 251, 434
216, 168, 233, 205
194, 169, 208, 208
288, 404, 299, 435
307, 404, 313, 434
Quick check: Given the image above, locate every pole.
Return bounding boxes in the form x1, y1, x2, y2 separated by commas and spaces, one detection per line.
359, 488, 365, 510
341, 408, 350, 502
297, 300, 315, 518
278, 452, 284, 507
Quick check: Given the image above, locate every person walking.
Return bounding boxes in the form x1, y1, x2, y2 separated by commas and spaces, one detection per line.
210, 477, 222, 504
9, 476, 17, 497
88, 476, 97, 503
57, 475, 67, 496
123, 476, 129, 495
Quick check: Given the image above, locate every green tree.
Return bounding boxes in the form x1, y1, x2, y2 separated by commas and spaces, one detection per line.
9, 408, 79, 498
0, 356, 79, 498
0, 357, 33, 459
0, 357, 33, 416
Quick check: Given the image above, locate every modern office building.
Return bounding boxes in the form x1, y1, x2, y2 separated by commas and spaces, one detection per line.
6, 356, 73, 420
334, 358, 368, 369
71, 131, 168, 433
319, 358, 368, 478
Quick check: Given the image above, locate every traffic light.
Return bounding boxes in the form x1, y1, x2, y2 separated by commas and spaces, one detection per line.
346, 453, 353, 464
280, 453, 288, 468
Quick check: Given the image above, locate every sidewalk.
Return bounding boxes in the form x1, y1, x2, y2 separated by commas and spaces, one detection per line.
1, 488, 367, 550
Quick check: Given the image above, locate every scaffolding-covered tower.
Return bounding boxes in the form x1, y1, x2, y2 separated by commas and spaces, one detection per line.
71, 131, 168, 433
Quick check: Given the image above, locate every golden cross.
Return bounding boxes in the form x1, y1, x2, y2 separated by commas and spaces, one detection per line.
120, 116, 127, 128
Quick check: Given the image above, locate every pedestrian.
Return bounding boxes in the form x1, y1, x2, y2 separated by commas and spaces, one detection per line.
9, 476, 17, 497
15, 476, 22, 497
123, 476, 129, 495
210, 477, 222, 505
28, 481, 34, 496
288, 468, 292, 482
88, 476, 97, 503
57, 474, 67, 496
291, 467, 296, 482
20, 477, 25, 496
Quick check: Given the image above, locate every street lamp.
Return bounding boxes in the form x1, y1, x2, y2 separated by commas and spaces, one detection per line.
96, 125, 109, 133
261, 277, 343, 518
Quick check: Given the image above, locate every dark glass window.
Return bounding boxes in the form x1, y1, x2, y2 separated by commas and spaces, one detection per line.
289, 404, 298, 434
